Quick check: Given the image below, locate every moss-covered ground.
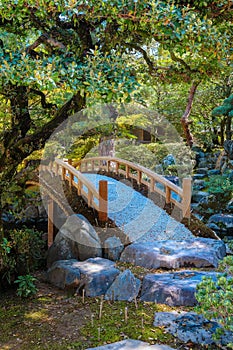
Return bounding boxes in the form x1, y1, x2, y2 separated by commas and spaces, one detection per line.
0, 270, 221, 350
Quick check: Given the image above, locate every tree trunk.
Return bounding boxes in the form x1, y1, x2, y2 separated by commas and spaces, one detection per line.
0, 91, 86, 231
226, 115, 232, 140
180, 81, 200, 147
220, 118, 225, 146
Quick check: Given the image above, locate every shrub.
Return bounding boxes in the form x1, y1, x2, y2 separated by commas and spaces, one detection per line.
195, 256, 233, 348
198, 174, 233, 218
14, 274, 38, 298
0, 227, 46, 285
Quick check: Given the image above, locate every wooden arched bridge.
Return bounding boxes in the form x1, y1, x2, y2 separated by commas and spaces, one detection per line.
38, 157, 192, 246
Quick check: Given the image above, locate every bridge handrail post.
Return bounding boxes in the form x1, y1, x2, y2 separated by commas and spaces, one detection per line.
61, 166, 66, 180
182, 177, 192, 218
165, 187, 171, 204
48, 199, 54, 248
69, 170, 74, 187
115, 161, 119, 175
137, 170, 142, 185
99, 180, 108, 222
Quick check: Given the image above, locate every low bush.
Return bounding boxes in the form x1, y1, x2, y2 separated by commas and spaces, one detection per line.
0, 227, 46, 285
14, 274, 38, 298
195, 256, 233, 348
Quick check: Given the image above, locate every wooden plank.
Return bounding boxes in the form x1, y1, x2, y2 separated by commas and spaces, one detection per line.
137, 170, 142, 185
165, 187, 171, 204
69, 172, 74, 187
99, 180, 108, 222
88, 190, 93, 206
48, 199, 54, 248
182, 178, 192, 218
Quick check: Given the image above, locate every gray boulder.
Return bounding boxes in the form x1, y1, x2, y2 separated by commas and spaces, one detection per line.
193, 173, 206, 180
47, 257, 120, 297
154, 311, 233, 346
47, 214, 102, 267
104, 236, 124, 261
87, 339, 176, 350
105, 269, 141, 301
208, 169, 221, 176
195, 167, 208, 175
120, 238, 226, 269
193, 179, 206, 191
47, 259, 81, 289
208, 214, 233, 235
24, 205, 39, 219
192, 191, 209, 203
140, 270, 220, 306
76, 257, 120, 297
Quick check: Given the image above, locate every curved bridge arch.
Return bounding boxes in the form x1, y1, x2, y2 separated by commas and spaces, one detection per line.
37, 157, 192, 246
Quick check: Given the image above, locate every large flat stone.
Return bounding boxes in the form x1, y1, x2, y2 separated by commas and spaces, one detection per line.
76, 257, 120, 297
87, 339, 176, 349
154, 312, 233, 346
120, 238, 226, 269
47, 259, 81, 290
140, 270, 220, 306
47, 258, 120, 296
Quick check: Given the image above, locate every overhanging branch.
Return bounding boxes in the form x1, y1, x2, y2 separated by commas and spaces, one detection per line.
29, 89, 57, 109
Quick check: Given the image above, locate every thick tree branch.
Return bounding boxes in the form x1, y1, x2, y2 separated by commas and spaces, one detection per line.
0, 92, 85, 180
170, 51, 198, 73
181, 81, 200, 147
26, 33, 66, 57
126, 43, 170, 74
9, 86, 31, 138
29, 89, 56, 109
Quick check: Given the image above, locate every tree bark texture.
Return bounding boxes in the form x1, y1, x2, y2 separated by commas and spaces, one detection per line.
181, 81, 200, 147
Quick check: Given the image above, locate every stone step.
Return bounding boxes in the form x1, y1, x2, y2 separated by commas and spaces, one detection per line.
153, 311, 233, 347
120, 238, 226, 269
47, 257, 120, 296
87, 339, 176, 349
141, 270, 220, 306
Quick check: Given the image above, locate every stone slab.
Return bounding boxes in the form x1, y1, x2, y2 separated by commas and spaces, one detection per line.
87, 339, 176, 349
47, 259, 81, 290
47, 258, 120, 296
120, 238, 226, 269
154, 312, 233, 346
140, 270, 220, 306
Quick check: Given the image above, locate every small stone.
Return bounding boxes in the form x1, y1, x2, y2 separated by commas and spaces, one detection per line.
104, 236, 124, 261
192, 191, 210, 203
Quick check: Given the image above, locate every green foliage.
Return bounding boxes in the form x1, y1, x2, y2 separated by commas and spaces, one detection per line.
212, 94, 233, 117
14, 274, 38, 298
115, 141, 158, 169
207, 174, 233, 199
197, 174, 233, 218
145, 142, 194, 176
0, 228, 46, 284
195, 256, 233, 347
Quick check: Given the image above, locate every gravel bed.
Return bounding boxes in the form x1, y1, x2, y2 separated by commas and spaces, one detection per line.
84, 173, 194, 243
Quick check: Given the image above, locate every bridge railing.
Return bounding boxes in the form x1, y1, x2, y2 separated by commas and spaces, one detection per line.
40, 159, 108, 222
74, 156, 191, 218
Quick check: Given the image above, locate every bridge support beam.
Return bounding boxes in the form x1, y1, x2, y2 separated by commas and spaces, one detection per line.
48, 199, 57, 247
99, 180, 108, 222
182, 178, 192, 218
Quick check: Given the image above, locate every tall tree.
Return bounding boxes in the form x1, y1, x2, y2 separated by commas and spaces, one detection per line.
0, 0, 232, 226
